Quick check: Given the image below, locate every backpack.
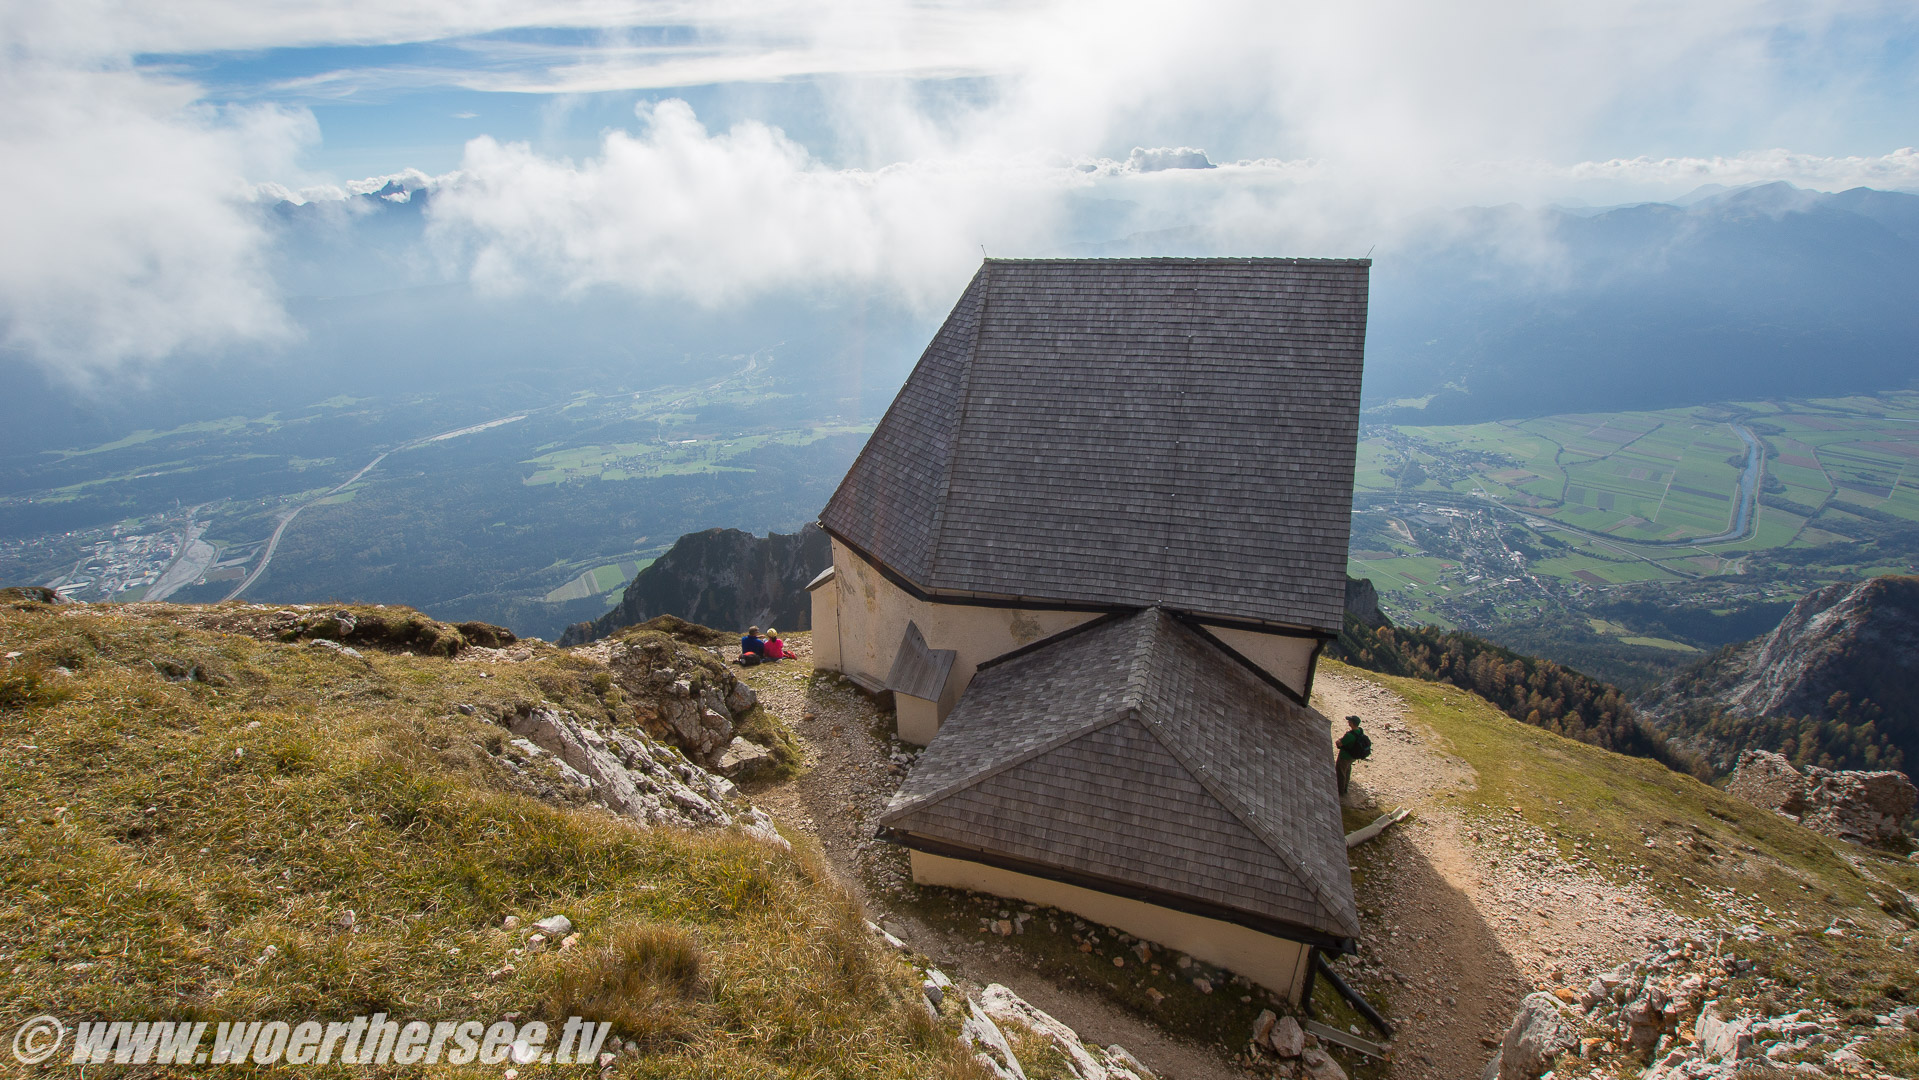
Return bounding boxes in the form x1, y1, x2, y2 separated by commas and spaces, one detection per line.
1348, 730, 1372, 760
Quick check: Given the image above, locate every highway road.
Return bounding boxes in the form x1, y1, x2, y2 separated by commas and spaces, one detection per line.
223, 408, 546, 602
222, 451, 392, 602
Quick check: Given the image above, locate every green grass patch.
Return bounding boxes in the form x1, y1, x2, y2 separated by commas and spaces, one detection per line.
1617, 636, 1700, 652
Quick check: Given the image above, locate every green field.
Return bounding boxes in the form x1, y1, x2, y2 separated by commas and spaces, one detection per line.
522, 424, 874, 485
541, 557, 655, 603
1351, 391, 1919, 672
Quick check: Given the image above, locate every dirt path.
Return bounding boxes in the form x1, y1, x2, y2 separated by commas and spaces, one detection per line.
1311, 672, 1704, 1080
737, 637, 903, 912
740, 638, 1241, 1080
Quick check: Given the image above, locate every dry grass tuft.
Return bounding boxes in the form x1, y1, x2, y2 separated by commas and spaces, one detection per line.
543, 923, 708, 1045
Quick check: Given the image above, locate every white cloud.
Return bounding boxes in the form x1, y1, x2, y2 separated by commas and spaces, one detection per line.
1552, 148, 1919, 195
0, 60, 315, 384
428, 99, 1066, 309
1126, 147, 1215, 173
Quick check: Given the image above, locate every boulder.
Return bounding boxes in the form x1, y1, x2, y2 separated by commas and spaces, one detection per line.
1695, 1008, 1753, 1063
1729, 750, 1814, 816
1622, 996, 1665, 1052
975, 984, 1154, 1080
1497, 993, 1579, 1080
726, 681, 759, 717
1800, 767, 1916, 842
961, 1000, 1027, 1080
1299, 1046, 1348, 1080
1252, 1010, 1277, 1047
1268, 1015, 1305, 1057
1729, 750, 1915, 843
716, 737, 775, 778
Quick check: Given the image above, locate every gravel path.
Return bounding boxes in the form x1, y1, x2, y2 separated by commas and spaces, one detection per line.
1313, 672, 1705, 1080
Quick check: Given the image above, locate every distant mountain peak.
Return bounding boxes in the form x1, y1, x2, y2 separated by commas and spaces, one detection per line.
1640, 575, 1919, 774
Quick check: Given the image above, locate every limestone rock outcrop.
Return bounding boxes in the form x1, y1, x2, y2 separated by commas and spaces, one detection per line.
490, 699, 786, 847
571, 628, 762, 764
1728, 749, 1915, 843
1639, 576, 1919, 774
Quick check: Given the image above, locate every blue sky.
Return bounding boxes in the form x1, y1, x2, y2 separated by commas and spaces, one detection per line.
122, 2, 1919, 179
3, 0, 1917, 382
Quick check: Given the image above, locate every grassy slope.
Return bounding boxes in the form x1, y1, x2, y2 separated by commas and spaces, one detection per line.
1324, 660, 1919, 1032
0, 600, 979, 1079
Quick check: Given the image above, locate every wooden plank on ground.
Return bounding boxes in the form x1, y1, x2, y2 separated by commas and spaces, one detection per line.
1304, 1019, 1388, 1058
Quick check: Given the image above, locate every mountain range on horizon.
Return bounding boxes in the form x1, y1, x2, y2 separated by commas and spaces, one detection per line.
6, 180, 1918, 464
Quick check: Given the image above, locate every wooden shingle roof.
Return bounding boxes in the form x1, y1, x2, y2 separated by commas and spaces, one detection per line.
878, 608, 1360, 942
819, 257, 1368, 635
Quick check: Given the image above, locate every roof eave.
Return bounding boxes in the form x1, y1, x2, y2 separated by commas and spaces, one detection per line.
880, 827, 1356, 950
824, 525, 1342, 637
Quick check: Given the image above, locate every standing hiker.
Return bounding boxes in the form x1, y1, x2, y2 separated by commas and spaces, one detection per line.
1335, 714, 1371, 797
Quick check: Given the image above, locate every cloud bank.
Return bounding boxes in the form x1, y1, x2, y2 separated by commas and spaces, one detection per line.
4, 0, 1918, 383
0, 61, 314, 383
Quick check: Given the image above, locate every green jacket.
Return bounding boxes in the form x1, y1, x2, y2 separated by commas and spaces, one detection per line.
1336, 727, 1370, 758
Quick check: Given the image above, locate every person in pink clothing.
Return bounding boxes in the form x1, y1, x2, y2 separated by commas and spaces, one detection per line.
762, 629, 793, 661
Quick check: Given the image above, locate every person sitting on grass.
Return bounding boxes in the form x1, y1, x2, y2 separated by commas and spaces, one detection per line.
763, 629, 792, 661
739, 626, 767, 666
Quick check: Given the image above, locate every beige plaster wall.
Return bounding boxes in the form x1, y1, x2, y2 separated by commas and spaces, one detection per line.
896, 695, 941, 746
808, 569, 841, 671
911, 850, 1312, 1002
1198, 624, 1318, 697
824, 540, 1098, 730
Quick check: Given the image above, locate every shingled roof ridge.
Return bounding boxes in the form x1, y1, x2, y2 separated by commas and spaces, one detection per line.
880, 612, 1164, 824
1115, 604, 1162, 716
922, 264, 990, 581
877, 707, 1129, 825
1134, 618, 1356, 934
1136, 710, 1351, 932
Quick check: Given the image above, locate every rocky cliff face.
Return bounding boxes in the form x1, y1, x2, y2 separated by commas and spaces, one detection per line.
559, 524, 831, 647
1638, 575, 1919, 773
1345, 575, 1390, 629
1713, 576, 1919, 720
